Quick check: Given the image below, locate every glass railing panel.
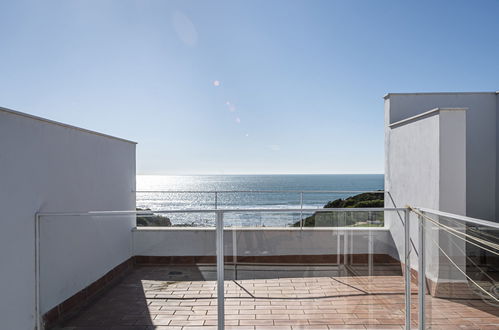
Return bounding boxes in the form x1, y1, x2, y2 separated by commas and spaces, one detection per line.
136, 211, 215, 227
222, 209, 408, 328
136, 191, 217, 210
302, 191, 384, 210
223, 210, 302, 228
134, 211, 219, 328
216, 191, 301, 209
420, 211, 499, 329
39, 212, 218, 328
300, 210, 384, 228
136, 190, 385, 213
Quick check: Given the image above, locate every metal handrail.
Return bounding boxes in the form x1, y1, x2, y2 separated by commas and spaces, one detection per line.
151, 207, 402, 213
417, 207, 499, 229
36, 207, 404, 216
135, 190, 385, 193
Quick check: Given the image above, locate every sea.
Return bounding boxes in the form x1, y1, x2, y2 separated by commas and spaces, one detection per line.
136, 174, 384, 227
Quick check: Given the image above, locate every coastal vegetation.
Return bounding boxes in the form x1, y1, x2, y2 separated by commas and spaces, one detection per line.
136, 208, 172, 226
136, 208, 199, 227
293, 191, 384, 227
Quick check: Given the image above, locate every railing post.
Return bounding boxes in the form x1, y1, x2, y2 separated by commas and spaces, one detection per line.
418, 213, 426, 329
35, 213, 41, 330
232, 227, 238, 280
368, 220, 373, 277
343, 227, 348, 266
214, 192, 218, 209
216, 210, 224, 330
300, 192, 303, 229
404, 209, 411, 330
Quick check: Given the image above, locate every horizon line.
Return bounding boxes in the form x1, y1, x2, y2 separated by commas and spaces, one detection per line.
136, 173, 385, 176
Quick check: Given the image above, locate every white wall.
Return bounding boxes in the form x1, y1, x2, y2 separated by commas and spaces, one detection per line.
0, 108, 136, 329
496, 93, 499, 221
386, 92, 496, 221
385, 110, 440, 275
133, 227, 398, 258
384, 104, 467, 282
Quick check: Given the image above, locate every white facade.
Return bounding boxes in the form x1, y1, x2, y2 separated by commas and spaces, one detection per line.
385, 92, 499, 221
0, 108, 136, 329
384, 91, 499, 286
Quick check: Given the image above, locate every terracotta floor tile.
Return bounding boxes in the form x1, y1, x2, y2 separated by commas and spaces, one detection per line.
55, 265, 499, 329
239, 319, 275, 325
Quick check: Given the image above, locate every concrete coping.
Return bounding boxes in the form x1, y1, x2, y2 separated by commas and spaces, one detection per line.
388, 107, 467, 129
0, 106, 137, 144
383, 91, 499, 99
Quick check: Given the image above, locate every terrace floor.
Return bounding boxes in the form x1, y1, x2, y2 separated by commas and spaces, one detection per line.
55, 265, 499, 330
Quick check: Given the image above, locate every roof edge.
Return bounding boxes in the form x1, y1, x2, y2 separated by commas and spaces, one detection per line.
389, 107, 467, 128
384, 91, 498, 99
0, 106, 137, 145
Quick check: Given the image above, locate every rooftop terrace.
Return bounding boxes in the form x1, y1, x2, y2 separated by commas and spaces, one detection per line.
54, 264, 499, 329
4, 95, 499, 330
32, 204, 499, 330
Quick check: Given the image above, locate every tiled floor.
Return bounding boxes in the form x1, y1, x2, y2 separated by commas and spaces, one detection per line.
57, 265, 499, 330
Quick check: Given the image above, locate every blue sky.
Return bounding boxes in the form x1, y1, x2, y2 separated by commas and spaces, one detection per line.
1, 1, 498, 175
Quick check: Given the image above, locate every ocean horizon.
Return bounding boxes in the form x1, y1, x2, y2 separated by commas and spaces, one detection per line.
136, 174, 384, 226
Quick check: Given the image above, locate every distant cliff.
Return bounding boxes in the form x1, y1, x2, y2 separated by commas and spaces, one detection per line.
136, 208, 172, 226
322, 192, 384, 208
293, 191, 384, 227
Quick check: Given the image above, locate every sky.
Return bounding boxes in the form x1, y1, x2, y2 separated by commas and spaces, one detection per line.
1, 1, 499, 175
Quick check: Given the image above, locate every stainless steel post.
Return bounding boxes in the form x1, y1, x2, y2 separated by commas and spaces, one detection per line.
35, 213, 41, 330
232, 225, 237, 280
418, 213, 426, 329
216, 211, 224, 330
404, 209, 411, 330
300, 192, 303, 228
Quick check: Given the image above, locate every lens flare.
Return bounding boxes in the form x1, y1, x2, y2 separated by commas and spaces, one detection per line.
226, 101, 236, 112
172, 11, 198, 46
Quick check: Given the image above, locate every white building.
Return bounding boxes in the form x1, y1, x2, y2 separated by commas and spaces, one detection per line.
385, 91, 499, 221
0, 107, 136, 329
384, 91, 499, 296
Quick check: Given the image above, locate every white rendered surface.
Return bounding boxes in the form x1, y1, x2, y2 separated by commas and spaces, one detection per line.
385, 99, 467, 281
133, 227, 398, 258
385, 92, 497, 221
0, 108, 136, 328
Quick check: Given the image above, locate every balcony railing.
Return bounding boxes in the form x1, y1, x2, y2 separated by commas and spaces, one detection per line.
34, 206, 499, 329
409, 207, 499, 328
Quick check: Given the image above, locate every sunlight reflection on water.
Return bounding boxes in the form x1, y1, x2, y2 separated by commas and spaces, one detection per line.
136, 175, 384, 227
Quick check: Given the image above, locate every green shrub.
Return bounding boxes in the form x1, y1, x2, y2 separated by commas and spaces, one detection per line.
293, 191, 384, 227
136, 208, 172, 227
